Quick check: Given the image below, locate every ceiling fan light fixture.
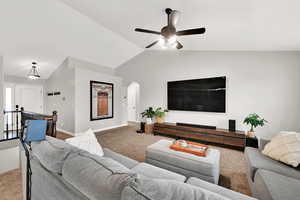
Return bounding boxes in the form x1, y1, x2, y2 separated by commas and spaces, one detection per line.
28, 62, 41, 80
158, 35, 177, 49
167, 35, 177, 45
171, 42, 178, 49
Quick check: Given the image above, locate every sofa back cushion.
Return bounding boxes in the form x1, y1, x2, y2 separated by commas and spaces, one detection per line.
121, 178, 230, 200
31, 136, 81, 174
62, 151, 137, 200
30, 158, 90, 200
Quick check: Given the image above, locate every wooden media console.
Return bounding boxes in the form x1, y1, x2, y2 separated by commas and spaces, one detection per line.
153, 123, 246, 148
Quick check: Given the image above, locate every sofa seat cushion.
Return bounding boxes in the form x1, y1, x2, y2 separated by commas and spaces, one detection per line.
31, 136, 81, 174
186, 177, 257, 200
62, 151, 137, 200
253, 169, 300, 200
244, 147, 300, 181
131, 162, 186, 182
103, 148, 139, 169
121, 178, 231, 200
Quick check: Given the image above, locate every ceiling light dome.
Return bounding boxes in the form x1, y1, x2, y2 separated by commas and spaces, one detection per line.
28, 62, 40, 80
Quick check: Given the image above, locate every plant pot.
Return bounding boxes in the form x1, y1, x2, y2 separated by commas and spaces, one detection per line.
156, 117, 164, 123
146, 118, 153, 124
247, 131, 255, 138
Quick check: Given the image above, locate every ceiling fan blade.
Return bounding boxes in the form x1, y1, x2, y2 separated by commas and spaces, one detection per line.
169, 10, 181, 27
176, 28, 206, 36
176, 41, 183, 49
145, 41, 159, 48
135, 28, 161, 35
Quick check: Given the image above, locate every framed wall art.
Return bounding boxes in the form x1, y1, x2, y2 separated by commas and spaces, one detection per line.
90, 81, 114, 121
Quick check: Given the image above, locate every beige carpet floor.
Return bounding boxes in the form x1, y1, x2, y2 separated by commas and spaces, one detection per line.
0, 169, 22, 200
96, 126, 252, 196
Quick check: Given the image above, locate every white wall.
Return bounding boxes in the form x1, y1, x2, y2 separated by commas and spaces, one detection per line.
73, 59, 125, 133
69, 57, 115, 76
4, 75, 46, 86
0, 56, 3, 134
4, 75, 45, 113
4, 80, 45, 114
45, 58, 75, 133
44, 57, 126, 135
0, 57, 20, 173
127, 82, 140, 122
117, 51, 300, 139
0, 146, 19, 174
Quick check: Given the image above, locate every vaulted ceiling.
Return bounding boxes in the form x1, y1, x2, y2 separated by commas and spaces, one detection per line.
1, 0, 300, 78
0, 0, 142, 78
60, 0, 300, 51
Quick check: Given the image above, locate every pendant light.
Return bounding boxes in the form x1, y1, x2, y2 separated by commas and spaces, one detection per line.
28, 62, 40, 80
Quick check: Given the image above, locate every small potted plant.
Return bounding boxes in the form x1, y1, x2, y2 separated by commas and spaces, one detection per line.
243, 113, 267, 137
154, 107, 168, 123
141, 107, 155, 124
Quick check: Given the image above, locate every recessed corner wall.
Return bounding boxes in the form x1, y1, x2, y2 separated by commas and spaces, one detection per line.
0, 56, 3, 134
74, 62, 126, 134
45, 57, 127, 135
45, 58, 76, 134
116, 51, 300, 139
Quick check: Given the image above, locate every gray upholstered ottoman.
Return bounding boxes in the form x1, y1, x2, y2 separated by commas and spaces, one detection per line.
145, 139, 220, 184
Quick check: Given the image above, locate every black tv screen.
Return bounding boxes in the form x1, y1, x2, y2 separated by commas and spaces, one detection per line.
168, 76, 226, 113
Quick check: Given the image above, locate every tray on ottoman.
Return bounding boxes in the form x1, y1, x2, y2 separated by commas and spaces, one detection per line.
146, 139, 220, 184
170, 140, 208, 157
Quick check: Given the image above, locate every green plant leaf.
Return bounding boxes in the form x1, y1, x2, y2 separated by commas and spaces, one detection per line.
243, 113, 267, 131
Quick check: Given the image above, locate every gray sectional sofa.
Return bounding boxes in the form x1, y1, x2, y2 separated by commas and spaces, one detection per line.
245, 139, 300, 200
23, 136, 257, 200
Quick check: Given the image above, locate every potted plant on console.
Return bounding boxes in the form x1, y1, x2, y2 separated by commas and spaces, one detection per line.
141, 107, 155, 124
154, 107, 168, 123
243, 113, 267, 138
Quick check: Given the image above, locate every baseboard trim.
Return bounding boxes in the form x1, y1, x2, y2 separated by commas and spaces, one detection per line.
56, 128, 75, 136
58, 124, 128, 136
128, 120, 140, 123
92, 124, 128, 133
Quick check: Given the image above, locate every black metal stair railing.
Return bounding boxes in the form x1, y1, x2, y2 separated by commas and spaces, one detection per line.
1, 105, 23, 142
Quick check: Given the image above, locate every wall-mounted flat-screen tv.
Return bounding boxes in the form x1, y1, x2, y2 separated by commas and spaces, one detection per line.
168, 76, 226, 113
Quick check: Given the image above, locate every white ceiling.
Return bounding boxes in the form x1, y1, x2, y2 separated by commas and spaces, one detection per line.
60, 0, 300, 51
1, 0, 300, 79
0, 0, 142, 79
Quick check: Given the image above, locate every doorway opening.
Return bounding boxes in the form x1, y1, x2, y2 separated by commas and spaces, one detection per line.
3, 83, 44, 113
127, 82, 140, 123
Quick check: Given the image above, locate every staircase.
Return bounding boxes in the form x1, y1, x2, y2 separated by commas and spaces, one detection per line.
1, 105, 22, 142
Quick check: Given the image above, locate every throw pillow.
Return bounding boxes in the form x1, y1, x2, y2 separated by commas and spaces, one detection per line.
65, 128, 104, 157
262, 131, 300, 167
24, 120, 48, 143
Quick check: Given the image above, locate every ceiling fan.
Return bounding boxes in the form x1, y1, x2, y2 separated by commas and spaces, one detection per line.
135, 8, 206, 49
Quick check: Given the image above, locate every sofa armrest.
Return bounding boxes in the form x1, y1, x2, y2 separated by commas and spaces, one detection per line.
103, 148, 139, 169
259, 139, 270, 151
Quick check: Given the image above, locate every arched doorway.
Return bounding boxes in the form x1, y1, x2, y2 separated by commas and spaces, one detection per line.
127, 82, 140, 122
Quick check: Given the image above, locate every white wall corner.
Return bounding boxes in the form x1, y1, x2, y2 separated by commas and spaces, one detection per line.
88, 123, 128, 135
0, 56, 3, 135
56, 128, 75, 137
